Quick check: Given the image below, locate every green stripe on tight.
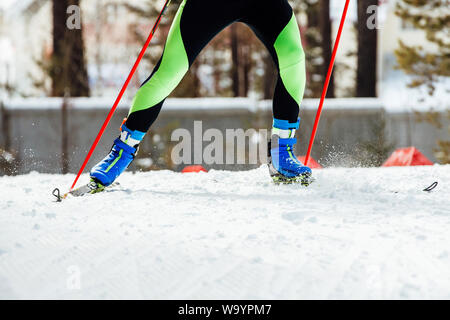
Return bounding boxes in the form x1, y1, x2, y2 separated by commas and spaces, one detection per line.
129, 0, 189, 114
274, 13, 306, 107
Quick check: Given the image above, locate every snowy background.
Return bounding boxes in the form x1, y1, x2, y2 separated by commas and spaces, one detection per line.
1, 165, 449, 299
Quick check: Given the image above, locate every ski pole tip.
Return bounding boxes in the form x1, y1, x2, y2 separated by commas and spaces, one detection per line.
52, 188, 62, 202
423, 181, 438, 192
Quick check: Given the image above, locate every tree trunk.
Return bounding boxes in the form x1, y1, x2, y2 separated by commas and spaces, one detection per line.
242, 45, 251, 97
190, 62, 201, 97
230, 24, 240, 97
319, 0, 334, 98
306, 0, 319, 29
52, 0, 90, 97
357, 0, 378, 97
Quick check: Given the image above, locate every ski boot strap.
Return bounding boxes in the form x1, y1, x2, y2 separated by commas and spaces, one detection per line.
114, 138, 138, 155
273, 118, 300, 130
272, 118, 300, 138
119, 122, 146, 148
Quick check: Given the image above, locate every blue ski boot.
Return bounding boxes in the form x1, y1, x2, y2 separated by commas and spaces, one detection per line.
268, 118, 313, 186
90, 121, 146, 187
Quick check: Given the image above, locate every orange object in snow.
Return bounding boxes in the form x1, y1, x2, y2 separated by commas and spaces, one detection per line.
181, 165, 208, 173
298, 156, 323, 169
382, 147, 433, 167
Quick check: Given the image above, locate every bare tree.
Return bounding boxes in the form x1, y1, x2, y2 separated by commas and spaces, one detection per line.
230, 24, 241, 97
51, 0, 90, 97
319, 0, 334, 97
356, 0, 378, 97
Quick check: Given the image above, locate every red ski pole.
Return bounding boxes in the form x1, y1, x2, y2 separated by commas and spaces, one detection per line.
304, 0, 350, 166
67, 0, 171, 193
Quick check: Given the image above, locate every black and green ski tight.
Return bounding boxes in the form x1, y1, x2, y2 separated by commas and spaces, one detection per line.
126, 0, 306, 132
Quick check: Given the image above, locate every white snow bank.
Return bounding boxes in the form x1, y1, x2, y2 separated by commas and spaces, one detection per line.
4, 96, 448, 113
0, 165, 449, 299
2, 97, 256, 111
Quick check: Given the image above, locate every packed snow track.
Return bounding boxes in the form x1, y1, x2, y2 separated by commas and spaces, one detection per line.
0, 165, 449, 299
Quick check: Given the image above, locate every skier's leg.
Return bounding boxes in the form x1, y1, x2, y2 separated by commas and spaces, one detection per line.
125, 0, 191, 133
126, 0, 249, 132
243, 0, 311, 183
90, 0, 243, 186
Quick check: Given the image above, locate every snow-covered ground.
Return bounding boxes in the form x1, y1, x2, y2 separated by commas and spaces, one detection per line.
0, 165, 449, 299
